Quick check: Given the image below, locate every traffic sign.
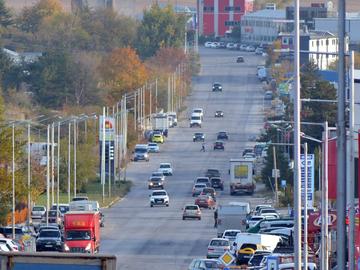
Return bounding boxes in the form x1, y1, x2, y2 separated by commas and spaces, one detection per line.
219, 251, 235, 266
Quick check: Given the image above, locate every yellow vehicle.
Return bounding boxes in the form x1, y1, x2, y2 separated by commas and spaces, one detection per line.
152, 134, 164, 143
237, 244, 269, 265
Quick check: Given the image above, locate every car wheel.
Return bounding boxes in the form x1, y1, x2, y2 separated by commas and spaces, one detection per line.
150, 203, 153, 207
182, 216, 185, 220
166, 204, 169, 207
198, 217, 201, 220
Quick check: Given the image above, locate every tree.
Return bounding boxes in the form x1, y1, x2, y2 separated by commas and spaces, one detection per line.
230, 26, 241, 41
0, 0, 12, 28
136, 4, 187, 58
17, 0, 63, 33
99, 47, 149, 103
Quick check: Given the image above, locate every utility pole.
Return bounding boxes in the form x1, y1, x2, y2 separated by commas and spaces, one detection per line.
321, 121, 329, 270
68, 122, 71, 203
149, 83, 152, 117
273, 146, 278, 207
101, 107, 106, 203
303, 142, 308, 270
293, 0, 302, 266
51, 123, 55, 206
134, 92, 137, 131
155, 78, 158, 113
12, 124, 15, 239
56, 122, 60, 222
337, 0, 347, 266
73, 119, 77, 198
108, 109, 112, 197
27, 124, 31, 225
168, 77, 171, 112
46, 125, 50, 226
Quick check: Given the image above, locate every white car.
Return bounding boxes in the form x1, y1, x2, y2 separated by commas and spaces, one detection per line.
192, 108, 204, 118
159, 163, 173, 176
206, 238, 230, 258
148, 143, 160, 153
0, 238, 19, 251
247, 216, 265, 228
259, 208, 279, 219
151, 171, 165, 181
205, 41, 213, 48
226, 43, 235, 49
222, 229, 241, 243
150, 190, 169, 207
31, 205, 46, 219
0, 242, 10, 252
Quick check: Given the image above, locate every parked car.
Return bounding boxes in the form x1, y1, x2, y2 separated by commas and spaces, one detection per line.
246, 45, 256, 52
214, 110, 224, 117
149, 190, 169, 207
31, 205, 46, 219
213, 141, 225, 151
188, 258, 224, 270
192, 183, 207, 197
210, 177, 224, 190
182, 204, 201, 220
148, 143, 160, 153
217, 131, 228, 140
204, 41, 213, 48
255, 47, 264, 55
206, 238, 230, 258
226, 43, 235, 49
195, 194, 216, 209
193, 132, 205, 142
240, 44, 248, 51
212, 82, 222, 92
219, 42, 226, 48
236, 56, 244, 63
222, 229, 241, 243
247, 216, 265, 228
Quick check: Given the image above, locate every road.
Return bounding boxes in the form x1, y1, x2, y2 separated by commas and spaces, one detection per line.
101, 47, 267, 269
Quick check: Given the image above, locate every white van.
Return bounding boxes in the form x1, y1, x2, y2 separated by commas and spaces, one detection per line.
190, 113, 202, 128
192, 108, 204, 118
234, 233, 280, 253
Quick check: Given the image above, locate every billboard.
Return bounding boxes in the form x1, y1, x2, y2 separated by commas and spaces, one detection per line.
99, 116, 115, 141
301, 154, 315, 207
234, 165, 248, 179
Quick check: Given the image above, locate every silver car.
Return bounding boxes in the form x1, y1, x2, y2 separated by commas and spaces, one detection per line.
188, 259, 223, 270
192, 183, 207, 197
207, 238, 230, 258
31, 205, 46, 219
182, 204, 201, 220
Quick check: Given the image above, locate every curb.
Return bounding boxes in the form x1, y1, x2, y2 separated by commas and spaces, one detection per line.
102, 197, 124, 209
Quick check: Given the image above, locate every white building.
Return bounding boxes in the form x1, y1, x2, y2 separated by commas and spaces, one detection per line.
315, 15, 360, 46
240, 9, 290, 45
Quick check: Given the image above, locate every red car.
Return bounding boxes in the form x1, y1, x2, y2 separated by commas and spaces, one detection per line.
195, 195, 216, 209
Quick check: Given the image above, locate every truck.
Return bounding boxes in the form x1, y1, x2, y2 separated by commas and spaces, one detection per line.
217, 202, 250, 237
69, 200, 104, 227
151, 113, 169, 135
64, 211, 100, 254
229, 158, 256, 195
0, 253, 116, 270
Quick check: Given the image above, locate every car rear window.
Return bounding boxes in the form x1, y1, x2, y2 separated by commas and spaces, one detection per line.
149, 143, 157, 146
185, 206, 198, 210
225, 231, 240, 237
197, 178, 209, 183
39, 230, 60, 238
210, 239, 229, 246
195, 184, 206, 188
153, 192, 166, 196
160, 164, 170, 168
33, 207, 45, 211
204, 261, 220, 268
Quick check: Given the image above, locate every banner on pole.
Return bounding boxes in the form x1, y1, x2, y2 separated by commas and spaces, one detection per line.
301, 154, 315, 208
99, 116, 115, 141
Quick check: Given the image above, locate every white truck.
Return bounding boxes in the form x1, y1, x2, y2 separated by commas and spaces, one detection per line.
217, 202, 250, 237
151, 113, 169, 135
229, 158, 256, 195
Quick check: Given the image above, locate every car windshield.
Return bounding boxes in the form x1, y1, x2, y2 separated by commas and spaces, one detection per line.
150, 178, 161, 182
185, 206, 198, 210
195, 184, 206, 188
240, 243, 257, 250
204, 261, 220, 268
195, 133, 203, 136
210, 240, 229, 246
251, 217, 264, 221
33, 207, 45, 211
160, 164, 170, 168
51, 206, 69, 213
214, 84, 221, 87
194, 110, 201, 113
191, 116, 201, 120
215, 142, 223, 145
153, 192, 166, 196
39, 230, 60, 238
197, 178, 208, 183
149, 143, 157, 147
66, 230, 91, 240
225, 231, 240, 237
48, 211, 58, 217
208, 170, 219, 174
203, 189, 214, 194
211, 178, 220, 183
135, 148, 147, 153
219, 132, 226, 135
152, 172, 162, 176
262, 209, 276, 213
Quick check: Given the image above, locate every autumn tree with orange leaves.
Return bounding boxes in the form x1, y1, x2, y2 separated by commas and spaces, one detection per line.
99, 47, 149, 104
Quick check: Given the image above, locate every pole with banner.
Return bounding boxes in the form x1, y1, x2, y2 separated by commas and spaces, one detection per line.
101, 108, 106, 203
301, 153, 315, 208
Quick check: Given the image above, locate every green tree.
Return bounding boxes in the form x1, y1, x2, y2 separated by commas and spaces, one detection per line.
136, 4, 187, 58
0, 0, 12, 28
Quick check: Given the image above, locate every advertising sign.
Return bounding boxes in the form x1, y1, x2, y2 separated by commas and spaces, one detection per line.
234, 165, 248, 179
267, 256, 279, 270
300, 154, 315, 208
99, 116, 115, 141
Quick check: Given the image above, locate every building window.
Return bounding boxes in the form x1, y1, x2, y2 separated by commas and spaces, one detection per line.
225, 6, 234, 11
225, 21, 241, 26
326, 39, 328, 45
316, 40, 319, 46
283, 37, 289, 45
203, 6, 214, 12
235, 6, 241, 11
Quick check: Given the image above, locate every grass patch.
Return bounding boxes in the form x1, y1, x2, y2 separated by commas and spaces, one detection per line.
35, 180, 132, 208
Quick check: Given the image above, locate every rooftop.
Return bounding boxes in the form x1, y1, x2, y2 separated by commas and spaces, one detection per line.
279, 30, 335, 39
243, 9, 286, 19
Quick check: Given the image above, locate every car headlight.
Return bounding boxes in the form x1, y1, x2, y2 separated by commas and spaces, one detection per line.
64, 243, 70, 251
56, 240, 61, 245
149, 182, 153, 185
85, 243, 91, 251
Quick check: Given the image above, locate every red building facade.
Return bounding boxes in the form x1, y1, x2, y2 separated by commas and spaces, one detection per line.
197, 0, 253, 37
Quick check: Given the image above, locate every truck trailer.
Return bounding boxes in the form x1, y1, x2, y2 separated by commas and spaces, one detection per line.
64, 211, 100, 254
217, 202, 250, 237
229, 158, 256, 195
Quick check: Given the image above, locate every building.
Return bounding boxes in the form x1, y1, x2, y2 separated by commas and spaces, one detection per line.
278, 30, 345, 70
240, 9, 289, 45
315, 15, 360, 46
286, 4, 329, 30
197, 0, 253, 37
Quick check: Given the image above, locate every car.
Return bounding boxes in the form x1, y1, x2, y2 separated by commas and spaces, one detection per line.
242, 148, 254, 156
258, 207, 279, 216
0, 227, 26, 243
200, 187, 217, 200
222, 229, 241, 243
31, 205, 46, 219
195, 194, 216, 209
248, 250, 271, 267
35, 229, 63, 252
206, 238, 230, 258
214, 110, 224, 117
188, 258, 224, 270
148, 176, 164, 189
236, 56, 244, 63
71, 196, 89, 201
192, 183, 207, 197
150, 190, 169, 207
50, 204, 69, 215
255, 47, 264, 55
210, 42, 219, 48
244, 153, 256, 159
219, 42, 226, 48
226, 43, 235, 49
151, 171, 165, 181
0, 238, 20, 251
255, 204, 272, 214
43, 210, 63, 227
152, 134, 164, 143
210, 177, 224, 190
212, 82, 222, 92
148, 143, 160, 153
259, 209, 280, 219
193, 132, 205, 142
278, 262, 318, 270
246, 45, 256, 52
240, 44, 248, 51
205, 169, 221, 178
159, 163, 173, 176
0, 242, 10, 252
213, 141, 225, 151
192, 108, 204, 118
133, 145, 150, 162
247, 216, 265, 228
204, 41, 213, 48
217, 131, 228, 140
264, 91, 273, 100
190, 113, 202, 128
182, 204, 201, 220
195, 177, 211, 187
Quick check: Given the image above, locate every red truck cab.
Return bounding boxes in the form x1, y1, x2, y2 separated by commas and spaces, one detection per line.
64, 211, 100, 253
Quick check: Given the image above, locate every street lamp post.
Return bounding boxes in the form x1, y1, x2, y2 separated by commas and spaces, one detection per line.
12, 124, 15, 239
68, 122, 71, 203
27, 124, 31, 225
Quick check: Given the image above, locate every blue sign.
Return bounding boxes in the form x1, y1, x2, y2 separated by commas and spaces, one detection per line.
267, 256, 279, 270
357, 258, 360, 270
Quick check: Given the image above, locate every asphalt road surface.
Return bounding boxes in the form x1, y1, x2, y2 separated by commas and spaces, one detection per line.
101, 47, 268, 269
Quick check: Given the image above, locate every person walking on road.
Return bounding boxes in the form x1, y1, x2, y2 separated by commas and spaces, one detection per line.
214, 208, 218, 228
201, 143, 206, 152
